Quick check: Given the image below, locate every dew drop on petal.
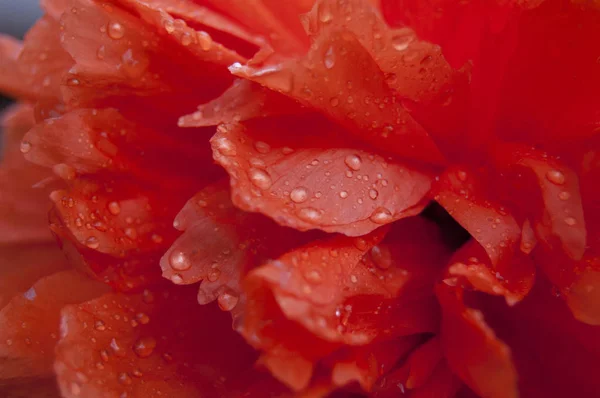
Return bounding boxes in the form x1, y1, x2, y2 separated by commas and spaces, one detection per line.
133, 336, 157, 358
290, 187, 309, 203
197, 31, 212, 51
248, 168, 272, 190
118, 372, 132, 385
368, 189, 379, 200
339, 191, 349, 199
136, 312, 150, 325
20, 141, 32, 153
85, 236, 100, 249
107, 201, 121, 215
217, 293, 239, 311
344, 154, 362, 171
304, 269, 323, 284
546, 169, 566, 185
370, 207, 393, 224
107, 22, 125, 39
558, 191, 571, 201
297, 207, 322, 224
94, 320, 106, 331
564, 217, 577, 226
214, 137, 237, 156
391, 28, 415, 51
324, 46, 335, 69
207, 269, 221, 282
171, 274, 184, 284
254, 141, 271, 154
456, 170, 468, 182
169, 251, 191, 271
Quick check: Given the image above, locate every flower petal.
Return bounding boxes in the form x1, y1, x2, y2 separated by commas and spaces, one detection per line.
0, 270, 108, 381
230, 27, 445, 164
54, 284, 257, 398
433, 166, 521, 268
212, 119, 433, 236
436, 284, 518, 398
447, 240, 535, 306
493, 144, 586, 260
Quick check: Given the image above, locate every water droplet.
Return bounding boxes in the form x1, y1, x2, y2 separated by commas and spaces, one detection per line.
304, 269, 323, 284
370, 207, 393, 224
324, 46, 335, 69
20, 141, 32, 153
350, 274, 358, 283
217, 293, 239, 311
290, 187, 309, 203
339, 191, 349, 199
546, 169, 565, 185
456, 170, 468, 182
96, 45, 106, 60
180, 32, 192, 46
558, 191, 571, 201
344, 154, 362, 171
163, 20, 175, 34
354, 238, 369, 251
368, 189, 379, 200
85, 236, 100, 249
171, 274, 184, 284
70, 382, 82, 396
107, 201, 121, 215
66, 77, 80, 86
133, 336, 156, 358
110, 338, 126, 357
136, 312, 150, 324
107, 22, 125, 39
169, 251, 191, 271
207, 269, 221, 282
124, 227, 137, 239
100, 349, 109, 362
248, 168, 272, 190
391, 28, 415, 51
214, 137, 237, 156
151, 234, 163, 244
371, 245, 392, 269
254, 141, 271, 154
330, 97, 340, 107
95, 320, 106, 331
564, 217, 577, 226
297, 207, 322, 224
118, 372, 132, 385
318, 3, 333, 23
197, 31, 212, 51
132, 369, 143, 378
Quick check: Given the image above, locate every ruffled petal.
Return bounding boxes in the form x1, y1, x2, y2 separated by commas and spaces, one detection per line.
493, 143, 586, 260
54, 284, 257, 398
433, 166, 521, 268
0, 270, 108, 381
436, 284, 518, 398
230, 27, 445, 165
447, 240, 535, 306
212, 119, 433, 236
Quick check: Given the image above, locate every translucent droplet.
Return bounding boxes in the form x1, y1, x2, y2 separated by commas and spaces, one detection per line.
107, 201, 121, 215
118, 372, 132, 385
370, 207, 393, 224
136, 312, 150, 325
217, 292, 239, 311
248, 168, 272, 190
344, 154, 362, 171
371, 245, 392, 269
96, 45, 106, 60
354, 238, 369, 251
324, 46, 335, 69
456, 170, 468, 182
180, 32, 192, 46
133, 336, 156, 358
163, 20, 175, 34
171, 274, 184, 284
197, 31, 212, 51
254, 141, 271, 154
304, 269, 323, 284
564, 217, 577, 226
94, 320, 106, 331
546, 169, 565, 185
318, 3, 333, 23
391, 28, 415, 51
70, 382, 82, 396
330, 97, 340, 107
339, 191, 349, 199
110, 338, 126, 357
20, 141, 32, 153
558, 191, 571, 201
169, 251, 191, 271
85, 236, 100, 249
107, 22, 125, 39
124, 227, 137, 239
368, 189, 379, 200
297, 207, 322, 224
207, 269, 221, 282
151, 234, 163, 244
350, 274, 358, 283
290, 187, 309, 203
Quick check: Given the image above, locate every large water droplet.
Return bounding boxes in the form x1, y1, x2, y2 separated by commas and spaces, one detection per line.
391, 28, 415, 51
290, 187, 309, 203
20, 141, 32, 153
318, 3, 333, 23
217, 292, 239, 311
368, 189, 379, 200
133, 336, 156, 358
324, 46, 335, 69
169, 251, 191, 271
207, 269, 221, 282
94, 320, 106, 331
304, 269, 323, 284
214, 137, 237, 156
546, 169, 565, 185
254, 141, 271, 154
344, 154, 362, 171
197, 31, 212, 51
297, 207, 322, 224
248, 168, 272, 190
85, 236, 100, 249
118, 372, 132, 385
107, 22, 125, 39
107, 201, 121, 215
370, 207, 393, 224
564, 216, 577, 226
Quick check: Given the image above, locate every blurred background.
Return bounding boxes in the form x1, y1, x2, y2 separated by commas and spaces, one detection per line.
0, 0, 43, 110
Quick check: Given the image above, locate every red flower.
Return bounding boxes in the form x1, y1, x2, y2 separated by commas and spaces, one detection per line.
0, 0, 598, 397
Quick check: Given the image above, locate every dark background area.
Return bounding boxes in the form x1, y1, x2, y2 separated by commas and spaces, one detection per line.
0, 0, 43, 111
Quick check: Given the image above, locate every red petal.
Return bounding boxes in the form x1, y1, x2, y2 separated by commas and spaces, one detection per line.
436, 284, 518, 398
493, 144, 586, 260
54, 284, 257, 397
403, 337, 442, 389
179, 79, 306, 127
212, 119, 433, 236
433, 166, 521, 268
0, 270, 108, 380
230, 28, 445, 165
407, 361, 462, 398
447, 240, 535, 306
